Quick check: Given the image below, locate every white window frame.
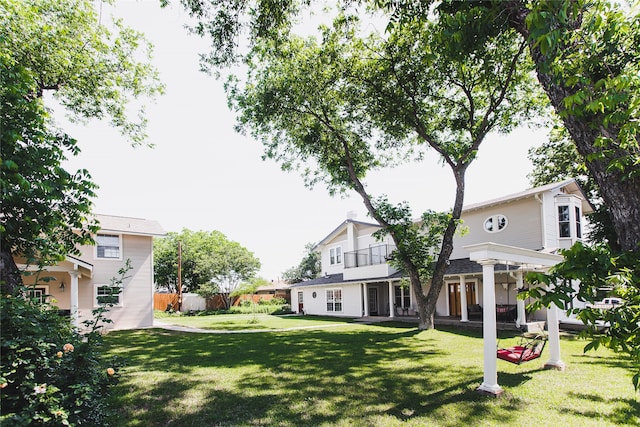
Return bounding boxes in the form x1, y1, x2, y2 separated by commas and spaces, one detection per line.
326, 288, 342, 312
558, 205, 572, 238
94, 283, 123, 308
95, 233, 123, 260
329, 246, 343, 265
575, 206, 582, 239
483, 214, 508, 234
27, 285, 49, 304
394, 285, 410, 309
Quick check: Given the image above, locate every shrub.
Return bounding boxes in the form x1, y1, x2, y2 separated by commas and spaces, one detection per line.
0, 263, 129, 426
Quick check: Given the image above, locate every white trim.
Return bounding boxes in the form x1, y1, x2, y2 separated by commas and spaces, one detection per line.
465, 242, 563, 268
93, 283, 124, 308
94, 233, 123, 261
329, 246, 343, 266
325, 288, 343, 312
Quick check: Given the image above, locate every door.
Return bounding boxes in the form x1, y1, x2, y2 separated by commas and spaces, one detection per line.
448, 283, 477, 317
465, 283, 477, 307
368, 288, 379, 315
297, 291, 304, 313
448, 283, 461, 316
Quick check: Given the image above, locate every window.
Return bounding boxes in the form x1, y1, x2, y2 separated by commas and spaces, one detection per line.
575, 206, 582, 239
27, 287, 48, 304
95, 284, 122, 307
326, 288, 342, 312
96, 234, 121, 259
394, 286, 410, 308
330, 246, 342, 265
483, 214, 508, 233
558, 206, 571, 238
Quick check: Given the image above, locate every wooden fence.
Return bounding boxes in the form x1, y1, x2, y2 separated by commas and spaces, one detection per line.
153, 293, 179, 311
154, 292, 289, 312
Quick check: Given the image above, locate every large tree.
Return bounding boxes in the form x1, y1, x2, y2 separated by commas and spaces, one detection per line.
173, 0, 639, 252
228, 13, 540, 329
153, 229, 261, 308
281, 242, 321, 284
383, 0, 640, 252
0, 0, 163, 291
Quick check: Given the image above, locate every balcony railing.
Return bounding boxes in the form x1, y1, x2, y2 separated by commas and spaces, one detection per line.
344, 244, 396, 269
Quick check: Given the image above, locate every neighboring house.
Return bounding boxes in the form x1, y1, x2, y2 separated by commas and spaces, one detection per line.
290, 179, 593, 326
18, 214, 165, 330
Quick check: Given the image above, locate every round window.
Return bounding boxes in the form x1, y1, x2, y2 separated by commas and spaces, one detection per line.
312, 291, 317, 298
483, 214, 508, 233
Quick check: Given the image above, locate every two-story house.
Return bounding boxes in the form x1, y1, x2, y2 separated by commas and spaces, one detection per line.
290, 179, 592, 325
18, 214, 165, 330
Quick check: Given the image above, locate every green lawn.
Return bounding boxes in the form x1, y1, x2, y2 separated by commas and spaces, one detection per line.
154, 311, 354, 331
104, 315, 639, 427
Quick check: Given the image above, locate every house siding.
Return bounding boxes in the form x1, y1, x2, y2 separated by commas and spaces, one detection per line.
297, 283, 362, 317
451, 197, 543, 260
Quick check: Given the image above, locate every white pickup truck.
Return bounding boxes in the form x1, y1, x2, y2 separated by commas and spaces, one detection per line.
587, 297, 623, 309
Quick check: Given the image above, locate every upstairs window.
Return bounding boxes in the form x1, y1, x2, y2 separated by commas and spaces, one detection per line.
97, 234, 121, 259
330, 246, 342, 265
483, 214, 508, 233
558, 206, 571, 238
575, 206, 582, 239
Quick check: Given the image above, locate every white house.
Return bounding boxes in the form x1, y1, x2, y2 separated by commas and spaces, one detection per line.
18, 214, 165, 330
290, 179, 593, 325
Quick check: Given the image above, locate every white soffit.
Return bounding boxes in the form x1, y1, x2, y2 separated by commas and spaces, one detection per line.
464, 242, 563, 268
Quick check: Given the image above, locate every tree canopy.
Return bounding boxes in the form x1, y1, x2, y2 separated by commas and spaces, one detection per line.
0, 0, 163, 292
153, 229, 261, 305
282, 242, 321, 284
227, 11, 541, 328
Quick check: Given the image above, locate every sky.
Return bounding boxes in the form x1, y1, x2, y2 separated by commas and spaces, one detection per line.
58, 0, 549, 281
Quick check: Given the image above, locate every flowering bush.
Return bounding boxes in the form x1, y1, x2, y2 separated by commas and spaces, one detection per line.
0, 262, 129, 426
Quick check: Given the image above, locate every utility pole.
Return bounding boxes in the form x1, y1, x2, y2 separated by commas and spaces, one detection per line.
177, 241, 182, 312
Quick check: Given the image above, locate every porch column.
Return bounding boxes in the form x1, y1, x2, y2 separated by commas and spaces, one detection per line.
363, 283, 369, 317
515, 271, 526, 328
460, 275, 468, 322
477, 261, 503, 396
388, 281, 395, 318
544, 303, 566, 371
68, 271, 80, 328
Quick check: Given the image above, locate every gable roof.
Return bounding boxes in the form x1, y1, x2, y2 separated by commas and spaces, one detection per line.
316, 219, 381, 248
462, 179, 594, 214
93, 214, 165, 237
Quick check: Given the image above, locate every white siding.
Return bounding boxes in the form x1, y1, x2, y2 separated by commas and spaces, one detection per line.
295, 284, 362, 317
452, 197, 543, 259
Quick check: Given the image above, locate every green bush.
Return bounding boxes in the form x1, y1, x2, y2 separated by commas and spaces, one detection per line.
1, 263, 129, 426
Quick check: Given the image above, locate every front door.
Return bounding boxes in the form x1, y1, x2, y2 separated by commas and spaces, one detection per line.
368, 288, 379, 315
448, 283, 476, 317
448, 283, 461, 316
298, 291, 304, 313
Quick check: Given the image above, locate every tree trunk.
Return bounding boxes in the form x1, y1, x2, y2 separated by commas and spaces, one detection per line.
504, 1, 640, 251
0, 240, 23, 294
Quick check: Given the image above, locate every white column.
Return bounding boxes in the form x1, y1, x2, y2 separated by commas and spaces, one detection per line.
477, 261, 503, 396
544, 303, 566, 371
363, 284, 369, 317
515, 271, 526, 328
460, 276, 468, 322
68, 271, 80, 328
388, 282, 395, 318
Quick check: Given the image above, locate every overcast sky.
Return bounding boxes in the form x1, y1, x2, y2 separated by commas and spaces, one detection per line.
58, 0, 548, 281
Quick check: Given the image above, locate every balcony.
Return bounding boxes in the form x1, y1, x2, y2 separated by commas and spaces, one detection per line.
344, 244, 396, 269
